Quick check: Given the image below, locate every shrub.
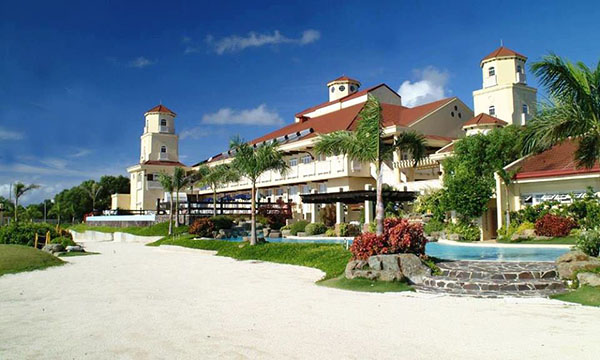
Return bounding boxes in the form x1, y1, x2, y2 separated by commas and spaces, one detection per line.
325, 228, 337, 237
209, 215, 234, 230
350, 233, 388, 260
534, 214, 577, 237
320, 204, 336, 227
349, 219, 427, 260
289, 220, 309, 236
0, 222, 60, 246
305, 222, 327, 236
255, 215, 270, 227
423, 219, 444, 235
576, 229, 600, 257
51, 236, 77, 248
189, 218, 215, 237
515, 222, 535, 234
446, 221, 480, 242
337, 223, 361, 237
280, 225, 291, 231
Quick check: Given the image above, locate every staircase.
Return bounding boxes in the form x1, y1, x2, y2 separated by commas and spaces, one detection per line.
414, 261, 567, 298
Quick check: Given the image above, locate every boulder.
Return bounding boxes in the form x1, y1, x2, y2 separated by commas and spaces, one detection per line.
42, 244, 64, 254
296, 232, 307, 237
269, 231, 281, 238
378, 270, 404, 282
577, 272, 600, 287
379, 255, 401, 272
557, 250, 589, 264
281, 229, 291, 237
398, 254, 431, 285
345, 260, 368, 279
65, 245, 84, 252
367, 256, 383, 270
557, 259, 600, 279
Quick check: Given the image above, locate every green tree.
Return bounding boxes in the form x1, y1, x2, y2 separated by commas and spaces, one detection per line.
198, 164, 241, 216
314, 94, 426, 235
96, 175, 130, 210
230, 137, 289, 245
81, 181, 103, 212
522, 54, 600, 168
157, 173, 175, 235
49, 201, 68, 225
172, 167, 188, 227
442, 126, 522, 221
13, 182, 40, 222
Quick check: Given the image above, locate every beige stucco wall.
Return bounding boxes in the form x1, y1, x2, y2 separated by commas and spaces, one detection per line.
111, 194, 131, 210
128, 164, 190, 210
410, 98, 473, 139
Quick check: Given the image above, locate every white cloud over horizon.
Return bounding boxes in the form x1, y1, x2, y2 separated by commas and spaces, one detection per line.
202, 104, 283, 126
205, 29, 321, 54
0, 126, 24, 140
128, 56, 155, 68
397, 66, 450, 107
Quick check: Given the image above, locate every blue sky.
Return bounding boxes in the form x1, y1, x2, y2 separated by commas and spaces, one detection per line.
1, 0, 599, 204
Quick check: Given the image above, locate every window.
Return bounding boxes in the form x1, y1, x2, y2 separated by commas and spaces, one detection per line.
350, 85, 356, 92
517, 65, 522, 73
522, 104, 529, 114
488, 67, 495, 77
265, 189, 273, 197
276, 188, 284, 196
301, 185, 311, 194
289, 158, 298, 167
301, 155, 312, 164
161, 146, 167, 153
318, 183, 327, 193
458, 112, 462, 118
146, 174, 154, 181
160, 119, 167, 126
454, 105, 458, 111
489, 106, 496, 116
330, 86, 335, 93
451, 111, 454, 117
289, 186, 298, 196
339, 85, 345, 92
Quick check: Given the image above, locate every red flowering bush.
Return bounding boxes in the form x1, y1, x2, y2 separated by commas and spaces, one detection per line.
350, 218, 428, 260
189, 218, 215, 237
534, 214, 577, 237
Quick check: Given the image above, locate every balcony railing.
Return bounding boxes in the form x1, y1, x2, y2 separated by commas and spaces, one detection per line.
394, 156, 439, 170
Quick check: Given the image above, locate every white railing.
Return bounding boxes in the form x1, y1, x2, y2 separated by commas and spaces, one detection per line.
484, 75, 497, 88
394, 156, 438, 170
300, 162, 315, 177
316, 160, 331, 174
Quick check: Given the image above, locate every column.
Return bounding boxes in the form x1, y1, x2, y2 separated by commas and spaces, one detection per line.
364, 184, 373, 224
336, 201, 343, 224
310, 189, 318, 223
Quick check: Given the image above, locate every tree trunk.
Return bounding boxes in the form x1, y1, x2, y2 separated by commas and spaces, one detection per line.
175, 187, 180, 228
250, 182, 257, 245
14, 198, 18, 223
213, 187, 217, 217
504, 185, 510, 230
168, 193, 174, 235
375, 160, 384, 236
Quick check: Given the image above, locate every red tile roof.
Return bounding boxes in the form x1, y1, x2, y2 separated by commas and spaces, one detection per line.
481, 46, 527, 63
328, 76, 360, 84
142, 160, 186, 167
462, 113, 508, 127
512, 140, 600, 179
436, 142, 455, 154
146, 104, 176, 115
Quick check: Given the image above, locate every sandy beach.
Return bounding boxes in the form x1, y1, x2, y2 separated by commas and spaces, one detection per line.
1, 241, 599, 359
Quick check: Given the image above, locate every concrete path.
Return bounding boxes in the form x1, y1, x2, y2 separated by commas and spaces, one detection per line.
1, 241, 599, 359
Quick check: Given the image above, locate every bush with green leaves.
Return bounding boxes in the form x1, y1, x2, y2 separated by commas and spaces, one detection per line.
423, 219, 444, 235
51, 236, 77, 248
445, 221, 480, 242
189, 218, 215, 237
0, 222, 60, 246
576, 229, 600, 257
289, 220, 309, 235
415, 190, 446, 223
305, 222, 327, 236
209, 215, 234, 230
337, 223, 361, 237
325, 228, 337, 237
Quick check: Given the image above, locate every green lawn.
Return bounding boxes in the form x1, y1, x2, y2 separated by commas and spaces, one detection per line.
69, 222, 188, 237
318, 276, 414, 293
497, 236, 577, 245
0, 244, 64, 276
551, 286, 600, 307
58, 251, 99, 257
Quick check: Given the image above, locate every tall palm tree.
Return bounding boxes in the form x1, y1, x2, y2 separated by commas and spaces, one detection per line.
230, 137, 288, 245
199, 164, 241, 216
13, 182, 39, 222
158, 173, 175, 235
82, 182, 103, 212
522, 54, 600, 168
314, 94, 426, 235
49, 201, 66, 226
172, 167, 189, 228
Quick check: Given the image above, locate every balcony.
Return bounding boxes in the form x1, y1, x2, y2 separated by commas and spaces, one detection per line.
483, 75, 497, 88
516, 72, 526, 84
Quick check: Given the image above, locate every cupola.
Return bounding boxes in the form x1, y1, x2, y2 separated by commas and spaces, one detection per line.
327, 76, 361, 101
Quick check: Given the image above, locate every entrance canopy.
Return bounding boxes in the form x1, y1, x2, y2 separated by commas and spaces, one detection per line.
300, 190, 417, 204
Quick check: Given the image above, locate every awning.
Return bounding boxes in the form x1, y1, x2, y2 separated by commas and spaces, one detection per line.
300, 190, 417, 204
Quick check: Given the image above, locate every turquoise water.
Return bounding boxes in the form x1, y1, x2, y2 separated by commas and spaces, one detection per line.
222, 237, 569, 262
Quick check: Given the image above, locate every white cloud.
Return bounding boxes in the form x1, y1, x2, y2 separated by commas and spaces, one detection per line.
202, 104, 283, 126
69, 148, 92, 158
0, 127, 24, 140
397, 66, 450, 107
128, 56, 155, 68
206, 29, 320, 54
180, 127, 215, 140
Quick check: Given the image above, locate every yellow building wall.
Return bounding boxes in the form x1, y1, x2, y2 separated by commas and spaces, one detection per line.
111, 194, 131, 210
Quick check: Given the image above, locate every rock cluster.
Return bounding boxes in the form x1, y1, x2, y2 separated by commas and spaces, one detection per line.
556, 251, 600, 280
345, 254, 431, 284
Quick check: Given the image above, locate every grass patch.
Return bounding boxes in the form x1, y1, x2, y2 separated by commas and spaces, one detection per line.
149, 235, 351, 279
318, 276, 414, 293
497, 236, 577, 245
69, 222, 188, 237
58, 251, 99, 257
551, 286, 600, 307
0, 244, 64, 276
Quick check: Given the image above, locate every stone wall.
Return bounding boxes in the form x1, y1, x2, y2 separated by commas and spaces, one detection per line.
345, 254, 431, 284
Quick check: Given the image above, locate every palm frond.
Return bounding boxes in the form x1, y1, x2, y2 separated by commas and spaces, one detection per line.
394, 131, 427, 167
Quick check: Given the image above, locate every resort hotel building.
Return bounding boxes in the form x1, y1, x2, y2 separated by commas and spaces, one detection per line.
110, 46, 600, 239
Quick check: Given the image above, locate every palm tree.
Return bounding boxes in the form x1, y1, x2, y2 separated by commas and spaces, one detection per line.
157, 173, 175, 235
314, 94, 427, 235
49, 201, 66, 225
82, 182, 103, 212
199, 164, 241, 216
13, 182, 39, 222
172, 167, 188, 228
230, 137, 288, 245
522, 54, 600, 168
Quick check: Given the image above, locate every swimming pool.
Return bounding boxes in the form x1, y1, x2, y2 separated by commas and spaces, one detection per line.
218, 237, 570, 262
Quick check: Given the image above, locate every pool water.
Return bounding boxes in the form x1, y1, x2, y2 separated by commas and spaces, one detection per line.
218, 237, 569, 262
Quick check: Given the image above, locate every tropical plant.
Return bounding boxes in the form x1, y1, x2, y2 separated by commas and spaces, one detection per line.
172, 167, 188, 228
289, 220, 309, 236
534, 214, 577, 237
314, 94, 426, 235
522, 54, 600, 168
349, 219, 427, 260
12, 182, 40, 222
305, 222, 327, 236
576, 229, 600, 257
189, 218, 215, 237
229, 136, 289, 245
198, 164, 240, 216
157, 173, 175, 236
48, 201, 67, 225
81, 181, 103, 212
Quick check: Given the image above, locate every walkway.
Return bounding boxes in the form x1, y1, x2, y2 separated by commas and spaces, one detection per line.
1, 241, 599, 359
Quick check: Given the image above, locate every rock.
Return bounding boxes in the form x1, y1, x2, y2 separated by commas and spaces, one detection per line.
268, 231, 281, 238
448, 233, 462, 241
218, 229, 232, 238
281, 230, 291, 237
66, 245, 83, 252
263, 228, 271, 236
577, 272, 600, 287
352, 270, 379, 280
398, 254, 431, 285
379, 255, 401, 272
345, 260, 367, 279
42, 244, 64, 254
296, 232, 307, 237
557, 259, 600, 279
557, 250, 589, 264
367, 256, 382, 270
378, 270, 404, 282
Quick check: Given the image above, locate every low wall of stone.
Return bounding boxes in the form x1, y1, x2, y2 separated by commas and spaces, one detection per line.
70, 230, 162, 244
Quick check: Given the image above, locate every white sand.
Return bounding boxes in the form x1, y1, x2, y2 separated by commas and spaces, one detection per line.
1, 241, 599, 360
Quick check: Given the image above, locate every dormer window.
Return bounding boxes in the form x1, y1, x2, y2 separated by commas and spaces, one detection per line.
489, 105, 496, 116
330, 87, 335, 93
161, 146, 167, 153
338, 85, 345, 92
160, 119, 167, 126
488, 67, 495, 77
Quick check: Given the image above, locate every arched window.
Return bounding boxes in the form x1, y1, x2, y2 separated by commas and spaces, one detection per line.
522, 104, 529, 114
160, 119, 167, 126
488, 67, 495, 77
161, 146, 167, 153
489, 105, 496, 116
